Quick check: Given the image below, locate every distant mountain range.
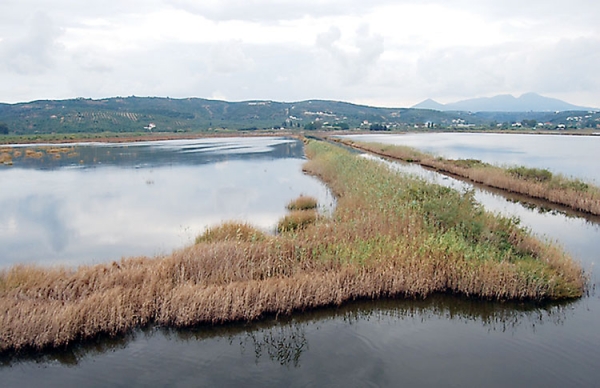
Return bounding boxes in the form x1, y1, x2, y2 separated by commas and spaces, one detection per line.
412, 93, 595, 112
0, 95, 598, 135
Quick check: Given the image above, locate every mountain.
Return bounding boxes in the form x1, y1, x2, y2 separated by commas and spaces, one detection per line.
411, 98, 446, 111
413, 93, 594, 112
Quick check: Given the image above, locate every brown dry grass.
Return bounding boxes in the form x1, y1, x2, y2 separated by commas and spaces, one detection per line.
0, 139, 586, 353
335, 138, 600, 216
195, 222, 267, 244
45, 147, 72, 154
286, 195, 318, 211
277, 210, 318, 232
24, 149, 43, 159
0, 152, 12, 164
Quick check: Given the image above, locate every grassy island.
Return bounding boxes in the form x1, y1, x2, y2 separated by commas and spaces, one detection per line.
0, 139, 586, 353
332, 137, 600, 216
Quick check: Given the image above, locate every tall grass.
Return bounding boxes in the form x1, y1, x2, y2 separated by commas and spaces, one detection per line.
277, 195, 319, 232
0, 139, 586, 353
286, 195, 318, 211
335, 138, 600, 215
196, 221, 267, 243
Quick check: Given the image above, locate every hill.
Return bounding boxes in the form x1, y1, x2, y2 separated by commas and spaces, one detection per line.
0, 97, 478, 135
0, 96, 598, 136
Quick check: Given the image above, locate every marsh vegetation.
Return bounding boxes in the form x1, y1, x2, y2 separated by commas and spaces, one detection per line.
334, 137, 600, 215
0, 139, 586, 353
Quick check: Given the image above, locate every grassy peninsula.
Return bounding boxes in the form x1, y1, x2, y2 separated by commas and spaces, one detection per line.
333, 137, 600, 216
0, 139, 586, 353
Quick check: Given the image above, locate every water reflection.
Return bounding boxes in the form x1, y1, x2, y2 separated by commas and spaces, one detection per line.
2, 135, 600, 387
4, 137, 304, 170
0, 137, 334, 268
343, 133, 600, 184
0, 295, 571, 368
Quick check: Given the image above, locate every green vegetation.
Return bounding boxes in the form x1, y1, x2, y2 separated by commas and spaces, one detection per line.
335, 138, 600, 215
0, 139, 585, 353
507, 166, 553, 182
3, 96, 598, 137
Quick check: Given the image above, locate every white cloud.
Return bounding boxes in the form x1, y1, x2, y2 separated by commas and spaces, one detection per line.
208, 41, 255, 74
165, 0, 383, 22
0, 0, 598, 107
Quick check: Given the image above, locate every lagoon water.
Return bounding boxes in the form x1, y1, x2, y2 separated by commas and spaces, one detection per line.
344, 132, 600, 184
1, 134, 599, 387
0, 137, 333, 268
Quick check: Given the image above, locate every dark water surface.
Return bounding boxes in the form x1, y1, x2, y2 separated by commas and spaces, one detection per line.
1, 134, 599, 387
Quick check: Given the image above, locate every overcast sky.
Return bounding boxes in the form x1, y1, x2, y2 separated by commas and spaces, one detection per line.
1, 0, 599, 107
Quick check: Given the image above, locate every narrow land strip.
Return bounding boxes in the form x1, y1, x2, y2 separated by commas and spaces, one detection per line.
330, 136, 600, 216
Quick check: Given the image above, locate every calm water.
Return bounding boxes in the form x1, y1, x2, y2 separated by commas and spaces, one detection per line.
344, 132, 600, 184
1, 134, 599, 387
0, 137, 333, 267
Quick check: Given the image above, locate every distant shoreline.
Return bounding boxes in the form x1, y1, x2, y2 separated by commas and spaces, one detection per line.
1, 128, 598, 146
0, 130, 296, 145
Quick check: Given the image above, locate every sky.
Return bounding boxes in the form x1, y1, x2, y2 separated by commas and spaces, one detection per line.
1, 0, 599, 108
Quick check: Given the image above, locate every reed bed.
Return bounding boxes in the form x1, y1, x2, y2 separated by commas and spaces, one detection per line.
0, 139, 586, 353
277, 210, 318, 232
196, 221, 267, 244
286, 195, 318, 211
278, 195, 320, 232
334, 138, 600, 215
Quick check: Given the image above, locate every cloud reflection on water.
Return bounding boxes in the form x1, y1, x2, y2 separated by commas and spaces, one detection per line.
0, 137, 333, 268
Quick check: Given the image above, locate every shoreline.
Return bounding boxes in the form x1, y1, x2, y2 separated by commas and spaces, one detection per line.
0, 130, 296, 146
1, 128, 598, 146
330, 136, 600, 216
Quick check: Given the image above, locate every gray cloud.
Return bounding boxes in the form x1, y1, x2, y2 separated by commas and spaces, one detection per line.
412, 36, 600, 102
163, 0, 600, 29
316, 24, 384, 85
0, 0, 598, 107
0, 12, 63, 74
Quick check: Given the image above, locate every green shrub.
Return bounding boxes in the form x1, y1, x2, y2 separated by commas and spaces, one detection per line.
507, 166, 553, 182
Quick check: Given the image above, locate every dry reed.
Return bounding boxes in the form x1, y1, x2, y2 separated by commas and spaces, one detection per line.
0, 152, 12, 164
196, 221, 267, 244
24, 149, 43, 159
334, 138, 600, 215
0, 139, 586, 353
286, 195, 318, 211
